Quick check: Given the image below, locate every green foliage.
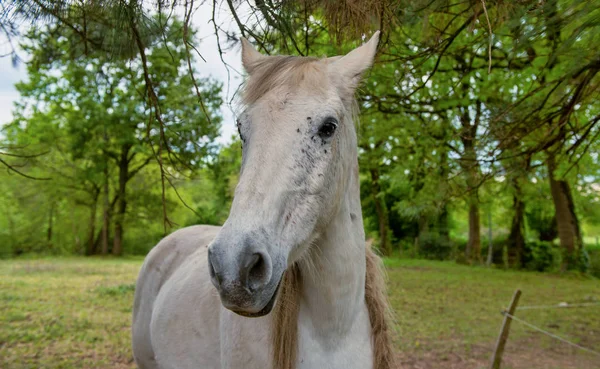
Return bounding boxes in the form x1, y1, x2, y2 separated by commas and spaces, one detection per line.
2, 1, 166, 61
0, 16, 223, 256
527, 205, 558, 242
481, 235, 507, 265
589, 248, 600, 278
522, 241, 562, 272
2, 0, 600, 274
414, 231, 453, 260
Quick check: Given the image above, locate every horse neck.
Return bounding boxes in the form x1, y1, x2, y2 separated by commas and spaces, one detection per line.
298, 153, 366, 336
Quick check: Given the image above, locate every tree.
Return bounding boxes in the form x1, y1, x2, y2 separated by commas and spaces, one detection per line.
3, 17, 222, 255
3, 0, 600, 268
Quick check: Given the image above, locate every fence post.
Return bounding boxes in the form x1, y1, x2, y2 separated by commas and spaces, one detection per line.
489, 289, 522, 369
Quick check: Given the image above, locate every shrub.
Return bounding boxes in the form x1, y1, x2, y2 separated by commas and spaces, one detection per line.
522, 240, 561, 272
415, 232, 453, 260
124, 228, 165, 256
482, 236, 508, 265
588, 248, 600, 278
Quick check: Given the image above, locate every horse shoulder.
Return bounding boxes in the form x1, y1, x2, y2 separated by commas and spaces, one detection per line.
132, 224, 221, 369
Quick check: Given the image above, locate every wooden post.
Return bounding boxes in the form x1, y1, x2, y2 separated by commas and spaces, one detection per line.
490, 289, 522, 369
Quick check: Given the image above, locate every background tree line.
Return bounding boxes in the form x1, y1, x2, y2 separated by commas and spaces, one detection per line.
0, 0, 599, 275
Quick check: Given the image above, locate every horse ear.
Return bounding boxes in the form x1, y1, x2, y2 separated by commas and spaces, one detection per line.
329, 31, 380, 90
241, 38, 265, 74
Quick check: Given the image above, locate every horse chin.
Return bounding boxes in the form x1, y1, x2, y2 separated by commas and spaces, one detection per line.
231, 277, 283, 318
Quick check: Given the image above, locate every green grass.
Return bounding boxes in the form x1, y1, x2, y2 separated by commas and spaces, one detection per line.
384, 258, 600, 368
0, 258, 142, 369
1, 257, 599, 369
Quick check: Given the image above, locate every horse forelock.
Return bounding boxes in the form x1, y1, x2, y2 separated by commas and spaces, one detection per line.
242, 55, 326, 106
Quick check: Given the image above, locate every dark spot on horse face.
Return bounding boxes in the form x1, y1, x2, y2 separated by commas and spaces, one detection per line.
284, 212, 292, 225
297, 128, 300, 133
324, 149, 327, 154
307, 117, 311, 121
350, 213, 357, 221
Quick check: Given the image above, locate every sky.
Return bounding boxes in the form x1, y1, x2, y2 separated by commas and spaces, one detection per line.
0, 2, 246, 144
0, 57, 26, 128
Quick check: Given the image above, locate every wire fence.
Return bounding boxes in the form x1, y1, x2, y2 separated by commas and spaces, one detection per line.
502, 311, 600, 358
490, 292, 600, 369
516, 302, 600, 311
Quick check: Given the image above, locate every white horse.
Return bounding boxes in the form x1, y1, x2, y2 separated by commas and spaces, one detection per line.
132, 31, 396, 369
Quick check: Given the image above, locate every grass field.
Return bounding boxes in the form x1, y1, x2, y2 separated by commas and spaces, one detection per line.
1, 257, 599, 369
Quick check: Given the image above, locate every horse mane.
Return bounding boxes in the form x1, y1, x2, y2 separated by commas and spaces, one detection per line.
270, 245, 397, 369
270, 263, 301, 369
364, 246, 397, 369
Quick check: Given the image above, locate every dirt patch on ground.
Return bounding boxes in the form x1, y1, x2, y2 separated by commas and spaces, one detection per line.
396, 336, 600, 369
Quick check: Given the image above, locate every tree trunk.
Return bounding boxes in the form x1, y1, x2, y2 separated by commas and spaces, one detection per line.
437, 141, 450, 246
101, 161, 110, 255
547, 156, 583, 270
369, 167, 392, 256
112, 144, 130, 256
416, 216, 429, 255
438, 205, 450, 244
47, 202, 54, 249
73, 218, 81, 254
93, 192, 120, 253
466, 202, 481, 263
85, 190, 99, 256
463, 143, 482, 263
486, 209, 493, 266
507, 179, 526, 268
459, 101, 482, 263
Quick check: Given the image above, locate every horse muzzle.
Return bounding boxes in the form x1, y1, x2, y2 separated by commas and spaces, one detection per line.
208, 238, 283, 317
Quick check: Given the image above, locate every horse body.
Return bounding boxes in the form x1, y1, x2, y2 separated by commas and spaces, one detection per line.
132, 223, 373, 369
133, 31, 395, 369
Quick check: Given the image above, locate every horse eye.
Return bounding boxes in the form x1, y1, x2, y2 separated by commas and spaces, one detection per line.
236, 119, 245, 143
318, 118, 338, 138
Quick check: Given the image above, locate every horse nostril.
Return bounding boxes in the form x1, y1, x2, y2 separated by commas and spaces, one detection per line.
244, 252, 268, 291
249, 253, 265, 279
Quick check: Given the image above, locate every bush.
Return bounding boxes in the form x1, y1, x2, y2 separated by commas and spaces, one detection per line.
415, 232, 453, 260
124, 228, 165, 256
482, 236, 508, 265
452, 236, 504, 264
526, 207, 558, 242
588, 248, 600, 278
522, 240, 561, 272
